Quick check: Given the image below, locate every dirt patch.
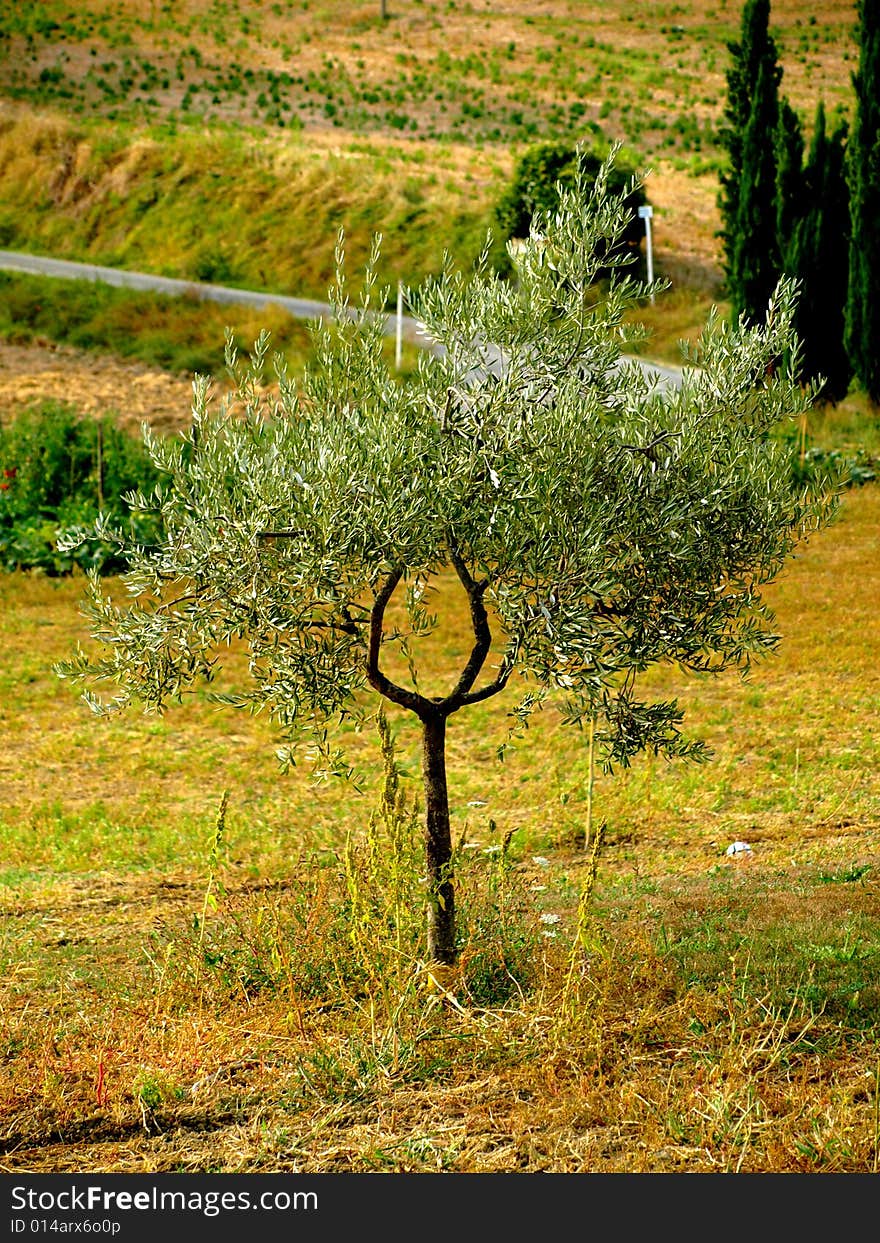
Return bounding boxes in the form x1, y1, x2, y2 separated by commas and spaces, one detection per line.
0, 338, 194, 436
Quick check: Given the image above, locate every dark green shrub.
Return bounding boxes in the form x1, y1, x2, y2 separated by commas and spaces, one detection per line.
492, 142, 648, 279
0, 401, 161, 574
192, 248, 240, 285
792, 446, 876, 489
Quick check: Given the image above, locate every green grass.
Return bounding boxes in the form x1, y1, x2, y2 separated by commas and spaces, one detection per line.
805, 390, 880, 458
0, 270, 318, 375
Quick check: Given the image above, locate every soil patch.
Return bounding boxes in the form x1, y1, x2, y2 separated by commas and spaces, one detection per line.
0, 338, 193, 436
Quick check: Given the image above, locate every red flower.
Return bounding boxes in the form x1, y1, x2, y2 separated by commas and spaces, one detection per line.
3, 468, 16, 478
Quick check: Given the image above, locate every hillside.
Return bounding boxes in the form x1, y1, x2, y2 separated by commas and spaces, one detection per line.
0, 1, 861, 303
0, 1, 857, 152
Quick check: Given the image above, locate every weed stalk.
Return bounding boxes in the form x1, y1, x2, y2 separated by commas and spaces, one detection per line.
195, 789, 229, 993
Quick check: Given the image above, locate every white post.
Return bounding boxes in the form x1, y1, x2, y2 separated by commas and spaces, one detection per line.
395, 281, 403, 370
638, 205, 655, 305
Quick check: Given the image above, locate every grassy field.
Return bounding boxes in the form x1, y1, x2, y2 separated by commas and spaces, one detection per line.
0, 0, 857, 153
0, 480, 878, 1173
0, 270, 322, 376
0, 105, 507, 307
0, 269, 428, 384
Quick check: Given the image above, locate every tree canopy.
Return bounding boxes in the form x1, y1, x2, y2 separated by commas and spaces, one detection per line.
58, 153, 838, 965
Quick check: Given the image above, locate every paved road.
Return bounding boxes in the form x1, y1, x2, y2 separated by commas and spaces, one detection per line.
0, 248, 683, 389
0, 248, 427, 342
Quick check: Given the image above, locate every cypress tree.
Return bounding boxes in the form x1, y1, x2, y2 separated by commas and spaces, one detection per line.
787, 104, 851, 402
719, 0, 784, 323
719, 0, 765, 262
775, 99, 804, 260
845, 0, 880, 403
730, 57, 784, 321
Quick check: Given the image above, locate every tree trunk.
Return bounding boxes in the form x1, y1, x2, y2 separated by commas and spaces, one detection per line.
421, 711, 456, 964
367, 559, 511, 967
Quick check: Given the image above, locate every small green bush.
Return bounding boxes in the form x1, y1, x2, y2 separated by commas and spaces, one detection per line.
0, 401, 161, 574
777, 423, 876, 489
492, 142, 648, 279
796, 446, 876, 488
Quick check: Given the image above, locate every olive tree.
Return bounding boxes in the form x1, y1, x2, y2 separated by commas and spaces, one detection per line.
57, 156, 836, 966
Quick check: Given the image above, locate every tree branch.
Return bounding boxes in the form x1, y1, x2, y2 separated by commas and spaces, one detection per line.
257, 528, 308, 541
442, 541, 492, 707
367, 568, 433, 715
303, 616, 362, 636
458, 651, 514, 706
612, 429, 679, 465
430, 538, 514, 713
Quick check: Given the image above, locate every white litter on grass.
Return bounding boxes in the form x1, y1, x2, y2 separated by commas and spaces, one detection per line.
531, 856, 551, 868
540, 913, 561, 925
726, 841, 754, 857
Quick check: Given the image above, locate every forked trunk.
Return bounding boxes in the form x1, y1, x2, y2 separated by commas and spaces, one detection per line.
367, 559, 512, 969
421, 711, 456, 965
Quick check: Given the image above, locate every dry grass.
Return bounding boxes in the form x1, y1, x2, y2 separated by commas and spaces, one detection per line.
1, 484, 878, 1173
0, 104, 504, 303
3, 864, 879, 1173
0, 339, 195, 438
